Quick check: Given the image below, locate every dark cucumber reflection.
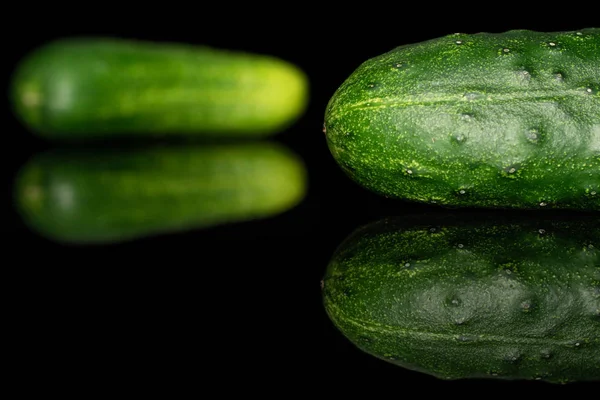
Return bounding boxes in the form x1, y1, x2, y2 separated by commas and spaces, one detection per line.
322, 213, 599, 383
14, 142, 306, 244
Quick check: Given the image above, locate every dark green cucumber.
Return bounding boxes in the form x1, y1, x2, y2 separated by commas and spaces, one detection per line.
14, 142, 306, 243
322, 213, 600, 383
11, 37, 308, 139
324, 29, 599, 210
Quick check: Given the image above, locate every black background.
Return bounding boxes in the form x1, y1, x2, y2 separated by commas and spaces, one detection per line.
5, 5, 598, 395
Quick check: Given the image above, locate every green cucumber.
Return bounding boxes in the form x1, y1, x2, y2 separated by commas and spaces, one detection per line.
322, 213, 600, 383
11, 37, 308, 140
324, 29, 599, 210
14, 142, 306, 243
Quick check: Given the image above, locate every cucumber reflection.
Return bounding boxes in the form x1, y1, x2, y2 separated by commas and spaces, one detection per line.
14, 142, 306, 244
322, 212, 599, 383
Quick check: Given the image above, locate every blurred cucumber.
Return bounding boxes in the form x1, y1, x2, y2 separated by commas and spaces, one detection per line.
10, 37, 309, 140
14, 142, 306, 243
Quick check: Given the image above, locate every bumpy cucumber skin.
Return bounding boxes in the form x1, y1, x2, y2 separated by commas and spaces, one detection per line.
324, 29, 599, 210
14, 143, 306, 243
11, 38, 309, 139
322, 214, 600, 383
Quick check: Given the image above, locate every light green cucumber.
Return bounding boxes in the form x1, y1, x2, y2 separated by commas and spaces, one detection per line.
11, 37, 309, 140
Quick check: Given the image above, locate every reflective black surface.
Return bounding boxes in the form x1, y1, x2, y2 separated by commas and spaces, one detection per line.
6, 10, 598, 394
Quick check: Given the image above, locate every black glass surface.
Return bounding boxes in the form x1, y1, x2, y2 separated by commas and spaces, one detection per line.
6, 11, 598, 394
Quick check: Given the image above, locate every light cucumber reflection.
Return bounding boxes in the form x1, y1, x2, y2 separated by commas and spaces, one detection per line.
14, 142, 306, 244
322, 213, 599, 383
